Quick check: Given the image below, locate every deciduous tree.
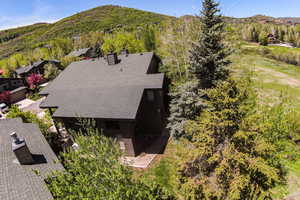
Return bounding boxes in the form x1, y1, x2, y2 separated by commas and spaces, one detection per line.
47, 124, 174, 200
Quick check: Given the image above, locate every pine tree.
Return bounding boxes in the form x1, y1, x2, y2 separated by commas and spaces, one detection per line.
179, 79, 285, 200
189, 0, 230, 88
167, 80, 206, 139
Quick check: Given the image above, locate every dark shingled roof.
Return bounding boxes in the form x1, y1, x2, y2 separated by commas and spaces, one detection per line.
10, 86, 27, 93
15, 61, 47, 75
0, 118, 64, 200
67, 48, 91, 57
40, 52, 164, 119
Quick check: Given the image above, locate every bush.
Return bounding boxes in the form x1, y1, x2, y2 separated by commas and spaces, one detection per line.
47, 122, 174, 200
44, 63, 61, 80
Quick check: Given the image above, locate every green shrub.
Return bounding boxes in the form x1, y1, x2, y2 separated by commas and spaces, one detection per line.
47, 123, 174, 200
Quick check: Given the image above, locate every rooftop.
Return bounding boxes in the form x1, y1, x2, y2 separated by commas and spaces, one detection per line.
0, 118, 64, 200
15, 61, 47, 75
40, 52, 164, 119
67, 48, 91, 57
15, 60, 61, 75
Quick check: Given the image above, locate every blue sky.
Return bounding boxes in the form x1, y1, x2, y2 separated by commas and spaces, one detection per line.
1, 0, 300, 30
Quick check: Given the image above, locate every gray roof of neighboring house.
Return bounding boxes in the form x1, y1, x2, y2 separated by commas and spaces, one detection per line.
15, 61, 47, 75
40, 52, 164, 119
67, 48, 91, 57
0, 118, 64, 200
0, 78, 23, 85
15, 65, 34, 75
10, 86, 27, 93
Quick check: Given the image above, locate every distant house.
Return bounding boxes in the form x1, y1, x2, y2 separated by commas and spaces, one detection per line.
15, 60, 62, 80
40, 52, 168, 156
0, 118, 64, 200
67, 48, 93, 58
0, 78, 27, 103
267, 33, 280, 44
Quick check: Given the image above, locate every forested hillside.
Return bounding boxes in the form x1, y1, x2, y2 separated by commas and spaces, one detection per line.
0, 5, 173, 59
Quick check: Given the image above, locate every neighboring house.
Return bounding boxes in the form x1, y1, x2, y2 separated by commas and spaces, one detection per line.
40, 52, 168, 156
67, 47, 93, 58
15, 60, 62, 80
0, 78, 27, 104
0, 118, 64, 200
267, 33, 280, 44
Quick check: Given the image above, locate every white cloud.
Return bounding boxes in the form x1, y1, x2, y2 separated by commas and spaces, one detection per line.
0, 0, 61, 30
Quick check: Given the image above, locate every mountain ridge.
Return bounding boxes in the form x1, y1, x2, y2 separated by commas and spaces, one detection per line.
1, 5, 300, 59
0, 5, 174, 59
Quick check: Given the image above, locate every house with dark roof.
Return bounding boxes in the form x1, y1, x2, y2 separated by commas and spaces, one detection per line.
15, 60, 62, 80
67, 48, 93, 58
0, 78, 27, 104
0, 118, 64, 200
40, 52, 168, 156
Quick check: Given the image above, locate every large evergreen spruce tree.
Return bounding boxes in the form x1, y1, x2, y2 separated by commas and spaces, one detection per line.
168, 0, 230, 139
189, 0, 230, 88
180, 79, 284, 200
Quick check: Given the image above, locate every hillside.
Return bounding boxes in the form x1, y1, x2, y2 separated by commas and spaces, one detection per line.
225, 15, 300, 25
0, 5, 174, 59
1, 4, 300, 60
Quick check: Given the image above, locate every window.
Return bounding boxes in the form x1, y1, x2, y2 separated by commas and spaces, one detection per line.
105, 121, 120, 130
147, 90, 155, 101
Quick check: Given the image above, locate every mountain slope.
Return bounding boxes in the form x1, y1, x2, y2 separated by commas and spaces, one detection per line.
225, 15, 300, 24
41, 5, 173, 39
0, 5, 174, 59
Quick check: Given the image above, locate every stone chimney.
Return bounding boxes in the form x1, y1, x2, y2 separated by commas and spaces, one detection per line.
107, 52, 118, 65
10, 132, 34, 165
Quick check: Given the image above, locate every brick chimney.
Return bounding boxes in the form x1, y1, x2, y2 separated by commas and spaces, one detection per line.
107, 52, 118, 65
10, 132, 34, 165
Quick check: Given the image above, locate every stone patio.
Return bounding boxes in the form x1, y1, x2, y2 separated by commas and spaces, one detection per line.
121, 133, 170, 169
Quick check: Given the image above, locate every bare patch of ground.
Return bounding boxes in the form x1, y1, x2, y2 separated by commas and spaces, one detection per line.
285, 192, 300, 200
255, 67, 300, 87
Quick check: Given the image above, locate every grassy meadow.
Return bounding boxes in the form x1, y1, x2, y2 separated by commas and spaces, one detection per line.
138, 44, 300, 199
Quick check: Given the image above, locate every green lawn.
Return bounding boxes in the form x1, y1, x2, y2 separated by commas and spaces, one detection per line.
140, 49, 300, 199
231, 53, 300, 110
231, 52, 300, 199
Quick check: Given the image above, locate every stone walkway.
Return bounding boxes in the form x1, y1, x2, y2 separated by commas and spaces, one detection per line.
285, 192, 300, 200
121, 134, 169, 169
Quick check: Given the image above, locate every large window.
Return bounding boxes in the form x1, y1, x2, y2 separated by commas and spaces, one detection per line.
105, 121, 120, 130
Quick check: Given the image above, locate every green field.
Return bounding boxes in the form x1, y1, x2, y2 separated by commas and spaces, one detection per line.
140, 49, 300, 199
224, 51, 300, 198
